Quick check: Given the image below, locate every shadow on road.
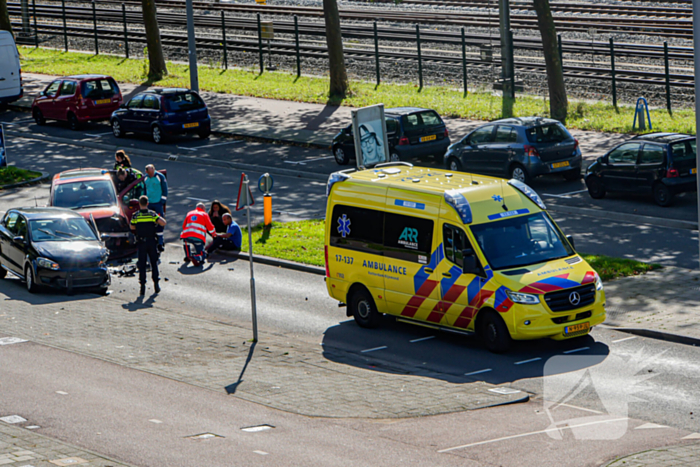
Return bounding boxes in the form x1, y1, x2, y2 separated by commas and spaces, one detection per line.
225, 341, 256, 395
0, 275, 105, 304
321, 317, 609, 385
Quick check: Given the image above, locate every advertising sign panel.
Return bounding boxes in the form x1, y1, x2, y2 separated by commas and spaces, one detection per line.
351, 104, 390, 169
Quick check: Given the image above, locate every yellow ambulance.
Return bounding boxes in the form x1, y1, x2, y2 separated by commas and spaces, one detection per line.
324, 163, 606, 352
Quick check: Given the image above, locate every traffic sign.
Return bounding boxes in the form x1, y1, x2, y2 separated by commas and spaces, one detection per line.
258, 173, 274, 194
236, 173, 255, 211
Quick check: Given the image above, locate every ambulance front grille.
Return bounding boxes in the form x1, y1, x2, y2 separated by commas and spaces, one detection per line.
544, 283, 596, 312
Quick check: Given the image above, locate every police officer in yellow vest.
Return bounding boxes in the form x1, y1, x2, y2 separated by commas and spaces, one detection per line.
130, 195, 167, 296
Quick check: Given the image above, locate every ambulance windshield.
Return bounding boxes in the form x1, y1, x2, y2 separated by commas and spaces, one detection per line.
470, 212, 574, 270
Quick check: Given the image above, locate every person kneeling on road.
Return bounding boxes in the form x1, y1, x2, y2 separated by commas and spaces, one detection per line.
206, 213, 242, 255
130, 195, 166, 296
181, 202, 216, 267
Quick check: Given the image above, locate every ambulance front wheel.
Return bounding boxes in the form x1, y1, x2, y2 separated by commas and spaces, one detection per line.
350, 287, 380, 329
478, 310, 511, 353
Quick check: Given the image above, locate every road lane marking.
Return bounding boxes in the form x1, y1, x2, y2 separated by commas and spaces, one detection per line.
149, 419, 163, 424
410, 336, 435, 343
563, 347, 589, 354
635, 423, 668, 429
83, 132, 112, 138
177, 140, 243, 151
176, 146, 198, 151
464, 368, 492, 376
542, 189, 587, 199
437, 417, 629, 452
0, 337, 27, 345
612, 336, 637, 343
514, 357, 542, 365
284, 155, 334, 165
254, 451, 269, 455
554, 402, 603, 414
186, 197, 209, 202
361, 346, 388, 353
55, 391, 68, 395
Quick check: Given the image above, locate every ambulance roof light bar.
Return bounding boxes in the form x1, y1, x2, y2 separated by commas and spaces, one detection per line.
507, 179, 547, 210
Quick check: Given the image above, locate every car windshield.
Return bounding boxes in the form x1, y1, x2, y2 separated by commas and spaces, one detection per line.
30, 218, 98, 242
53, 180, 117, 209
81, 78, 118, 99
164, 92, 205, 112
470, 212, 574, 270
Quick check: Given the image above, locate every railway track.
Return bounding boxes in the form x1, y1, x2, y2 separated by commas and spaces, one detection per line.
9, 2, 695, 90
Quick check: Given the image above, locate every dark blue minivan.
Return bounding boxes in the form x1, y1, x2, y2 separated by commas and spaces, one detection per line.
110, 88, 211, 144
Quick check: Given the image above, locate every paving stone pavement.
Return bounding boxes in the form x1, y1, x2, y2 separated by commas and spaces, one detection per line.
605, 442, 700, 466
0, 422, 131, 467
0, 293, 525, 419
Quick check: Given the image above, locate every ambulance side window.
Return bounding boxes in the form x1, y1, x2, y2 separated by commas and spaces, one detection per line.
443, 224, 475, 268
383, 213, 433, 263
330, 204, 384, 254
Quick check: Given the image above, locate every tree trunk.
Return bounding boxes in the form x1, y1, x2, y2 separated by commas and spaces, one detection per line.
0, 0, 13, 38
533, 0, 567, 123
323, 0, 348, 99
141, 0, 167, 81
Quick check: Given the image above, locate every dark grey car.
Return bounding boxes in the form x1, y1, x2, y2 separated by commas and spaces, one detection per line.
443, 117, 582, 184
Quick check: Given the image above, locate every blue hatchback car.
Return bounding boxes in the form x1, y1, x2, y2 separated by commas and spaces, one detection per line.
110, 88, 211, 144
443, 117, 581, 184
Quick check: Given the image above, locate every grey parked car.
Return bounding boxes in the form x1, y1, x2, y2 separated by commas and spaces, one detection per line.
443, 117, 582, 184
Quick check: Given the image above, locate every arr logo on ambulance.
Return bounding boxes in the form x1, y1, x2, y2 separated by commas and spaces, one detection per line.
398, 227, 419, 250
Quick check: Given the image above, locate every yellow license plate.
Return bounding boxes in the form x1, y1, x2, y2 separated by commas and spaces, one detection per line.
692, 168, 697, 175
420, 134, 437, 143
183, 122, 200, 129
95, 99, 111, 105
552, 161, 570, 169
565, 322, 590, 335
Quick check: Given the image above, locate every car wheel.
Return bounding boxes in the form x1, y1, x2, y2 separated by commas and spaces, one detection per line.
448, 157, 462, 172
198, 128, 211, 139
390, 152, 401, 162
152, 125, 164, 144
333, 146, 349, 165
586, 177, 606, 199
33, 108, 46, 126
478, 311, 511, 353
563, 168, 581, 181
350, 287, 380, 329
25, 264, 38, 294
653, 183, 674, 207
111, 119, 123, 138
509, 164, 530, 185
67, 112, 80, 131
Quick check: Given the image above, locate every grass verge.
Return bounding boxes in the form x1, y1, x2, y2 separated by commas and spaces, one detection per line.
242, 219, 658, 281
19, 46, 696, 135
0, 167, 42, 186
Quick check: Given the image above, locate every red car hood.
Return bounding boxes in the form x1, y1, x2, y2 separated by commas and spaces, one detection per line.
76, 206, 120, 220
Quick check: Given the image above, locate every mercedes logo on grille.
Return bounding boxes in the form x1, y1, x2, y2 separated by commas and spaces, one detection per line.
569, 291, 581, 306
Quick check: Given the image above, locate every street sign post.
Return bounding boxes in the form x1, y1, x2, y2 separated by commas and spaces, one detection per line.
238, 173, 258, 342
186, 0, 199, 92
258, 173, 274, 228
693, 0, 700, 269
261, 21, 275, 70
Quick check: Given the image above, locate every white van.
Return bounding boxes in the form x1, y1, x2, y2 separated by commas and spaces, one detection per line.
0, 31, 22, 107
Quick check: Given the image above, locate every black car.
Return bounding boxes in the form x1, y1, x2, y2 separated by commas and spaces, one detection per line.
111, 88, 211, 144
0, 208, 110, 294
585, 133, 697, 206
443, 117, 581, 184
332, 107, 450, 165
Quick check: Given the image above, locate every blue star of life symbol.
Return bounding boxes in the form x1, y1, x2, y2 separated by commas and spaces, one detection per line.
337, 214, 351, 238
492, 195, 503, 203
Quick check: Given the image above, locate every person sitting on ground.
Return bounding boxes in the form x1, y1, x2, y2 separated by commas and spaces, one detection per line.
208, 200, 232, 234
113, 150, 132, 171
181, 202, 216, 266
206, 213, 242, 255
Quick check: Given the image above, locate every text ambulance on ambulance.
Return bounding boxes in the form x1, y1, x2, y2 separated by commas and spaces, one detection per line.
324, 163, 606, 352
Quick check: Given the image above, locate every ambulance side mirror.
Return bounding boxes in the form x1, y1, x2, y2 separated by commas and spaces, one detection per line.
462, 248, 480, 275
566, 235, 575, 250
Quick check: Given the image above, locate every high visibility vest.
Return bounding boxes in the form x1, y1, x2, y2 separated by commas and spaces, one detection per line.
180, 209, 215, 241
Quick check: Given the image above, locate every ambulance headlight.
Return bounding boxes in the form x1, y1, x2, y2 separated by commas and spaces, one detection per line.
506, 290, 540, 305
595, 272, 604, 291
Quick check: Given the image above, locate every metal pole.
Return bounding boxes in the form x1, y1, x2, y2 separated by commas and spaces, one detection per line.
416, 24, 422, 90
257, 14, 264, 74
664, 41, 672, 115
32, 0, 37, 48
62, 0, 68, 52
21, 0, 30, 36
294, 16, 300, 78
692, 0, 700, 269
558, 34, 563, 65
508, 29, 515, 98
610, 38, 617, 109
221, 10, 228, 70
461, 27, 467, 97
122, 3, 129, 58
186, 0, 199, 92
244, 175, 258, 342
92, 1, 99, 55
499, 0, 513, 99
374, 22, 380, 86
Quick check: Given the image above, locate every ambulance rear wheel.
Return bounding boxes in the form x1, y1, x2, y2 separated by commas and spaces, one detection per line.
478, 311, 511, 353
350, 287, 380, 329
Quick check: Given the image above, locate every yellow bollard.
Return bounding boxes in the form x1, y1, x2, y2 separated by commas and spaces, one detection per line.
264, 194, 272, 227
